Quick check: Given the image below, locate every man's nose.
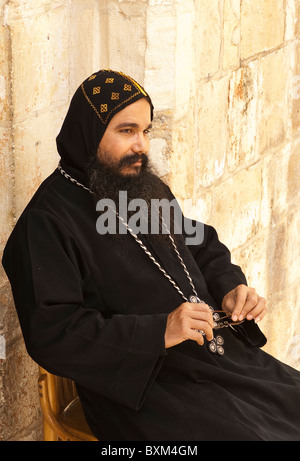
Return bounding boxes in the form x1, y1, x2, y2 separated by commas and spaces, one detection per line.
132, 132, 148, 154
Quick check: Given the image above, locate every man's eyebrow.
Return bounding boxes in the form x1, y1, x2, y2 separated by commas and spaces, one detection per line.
115, 122, 152, 130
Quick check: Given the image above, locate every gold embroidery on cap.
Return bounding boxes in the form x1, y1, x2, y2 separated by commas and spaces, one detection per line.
119, 71, 148, 96
81, 79, 143, 125
105, 78, 114, 83
93, 86, 101, 95
124, 84, 132, 91
111, 92, 119, 100
101, 104, 108, 112
89, 74, 97, 81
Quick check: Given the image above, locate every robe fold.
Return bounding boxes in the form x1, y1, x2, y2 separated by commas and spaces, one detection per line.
2, 169, 300, 441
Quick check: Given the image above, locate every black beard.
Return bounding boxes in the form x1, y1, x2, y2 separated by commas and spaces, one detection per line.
85, 153, 160, 206
85, 154, 178, 244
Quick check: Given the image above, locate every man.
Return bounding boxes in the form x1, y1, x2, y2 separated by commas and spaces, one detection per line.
2, 70, 300, 441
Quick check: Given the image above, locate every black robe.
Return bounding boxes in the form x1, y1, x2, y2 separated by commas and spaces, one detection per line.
2, 169, 300, 441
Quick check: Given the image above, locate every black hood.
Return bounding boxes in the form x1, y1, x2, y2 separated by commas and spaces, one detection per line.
56, 69, 154, 186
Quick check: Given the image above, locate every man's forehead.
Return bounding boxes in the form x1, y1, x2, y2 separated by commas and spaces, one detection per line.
108, 98, 152, 127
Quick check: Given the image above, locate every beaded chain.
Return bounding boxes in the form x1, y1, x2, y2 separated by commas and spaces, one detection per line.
58, 162, 200, 303
57, 162, 245, 356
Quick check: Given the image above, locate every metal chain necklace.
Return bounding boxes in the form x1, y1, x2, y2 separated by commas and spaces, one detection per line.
58, 162, 199, 302
57, 162, 246, 356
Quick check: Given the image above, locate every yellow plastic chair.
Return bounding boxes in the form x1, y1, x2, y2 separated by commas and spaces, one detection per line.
38, 367, 98, 441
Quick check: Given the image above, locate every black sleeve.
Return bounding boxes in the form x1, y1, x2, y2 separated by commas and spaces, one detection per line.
2, 209, 167, 410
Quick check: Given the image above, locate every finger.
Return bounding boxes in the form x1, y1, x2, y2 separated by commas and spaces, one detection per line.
189, 310, 214, 329
231, 285, 248, 321
181, 302, 209, 315
190, 329, 206, 346
190, 320, 214, 342
245, 297, 267, 322
238, 289, 259, 320
254, 307, 267, 323
187, 302, 212, 313
222, 296, 235, 315
190, 326, 215, 345
185, 303, 214, 327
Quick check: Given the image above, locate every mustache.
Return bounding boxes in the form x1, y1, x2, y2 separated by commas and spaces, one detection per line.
118, 153, 148, 169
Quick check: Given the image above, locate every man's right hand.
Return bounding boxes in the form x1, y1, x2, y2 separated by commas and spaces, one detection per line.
164, 302, 214, 348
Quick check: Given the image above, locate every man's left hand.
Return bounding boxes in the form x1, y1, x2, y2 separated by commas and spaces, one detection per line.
222, 284, 267, 324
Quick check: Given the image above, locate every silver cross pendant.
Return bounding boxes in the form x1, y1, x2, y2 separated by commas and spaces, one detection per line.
188, 295, 225, 356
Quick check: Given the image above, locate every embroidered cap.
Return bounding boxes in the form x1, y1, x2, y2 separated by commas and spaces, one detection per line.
81, 69, 154, 126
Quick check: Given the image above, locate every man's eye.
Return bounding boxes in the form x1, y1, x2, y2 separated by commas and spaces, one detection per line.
120, 129, 131, 133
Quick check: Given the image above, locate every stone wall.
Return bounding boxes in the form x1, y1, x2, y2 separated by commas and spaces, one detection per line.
166, 0, 300, 370
0, 0, 299, 441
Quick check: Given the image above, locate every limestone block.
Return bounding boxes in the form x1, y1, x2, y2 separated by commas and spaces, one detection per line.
194, 76, 229, 187
144, 4, 176, 110
295, 0, 300, 36
0, 127, 13, 242
106, 1, 147, 86
13, 104, 65, 218
149, 137, 170, 177
170, 111, 195, 199
241, 0, 285, 59
287, 138, 300, 205
287, 209, 300, 287
1, 340, 41, 441
151, 110, 173, 140
292, 42, 300, 134
257, 49, 288, 153
193, 0, 221, 79
262, 216, 300, 368
261, 290, 296, 365
12, 425, 43, 441
266, 222, 287, 295
4, 0, 52, 21
10, 5, 69, 120
69, 0, 100, 92
287, 335, 300, 370
211, 164, 262, 250
260, 145, 291, 229
0, 282, 22, 366
286, 286, 300, 369
148, 0, 173, 4
0, 23, 11, 123
174, 0, 194, 119
227, 62, 258, 170
223, 0, 240, 70
285, 0, 297, 41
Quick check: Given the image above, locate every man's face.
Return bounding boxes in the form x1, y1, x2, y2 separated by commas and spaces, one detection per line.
97, 98, 152, 176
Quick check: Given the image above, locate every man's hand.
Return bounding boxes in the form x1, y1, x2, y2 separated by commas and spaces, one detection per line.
222, 284, 267, 324
164, 302, 214, 348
